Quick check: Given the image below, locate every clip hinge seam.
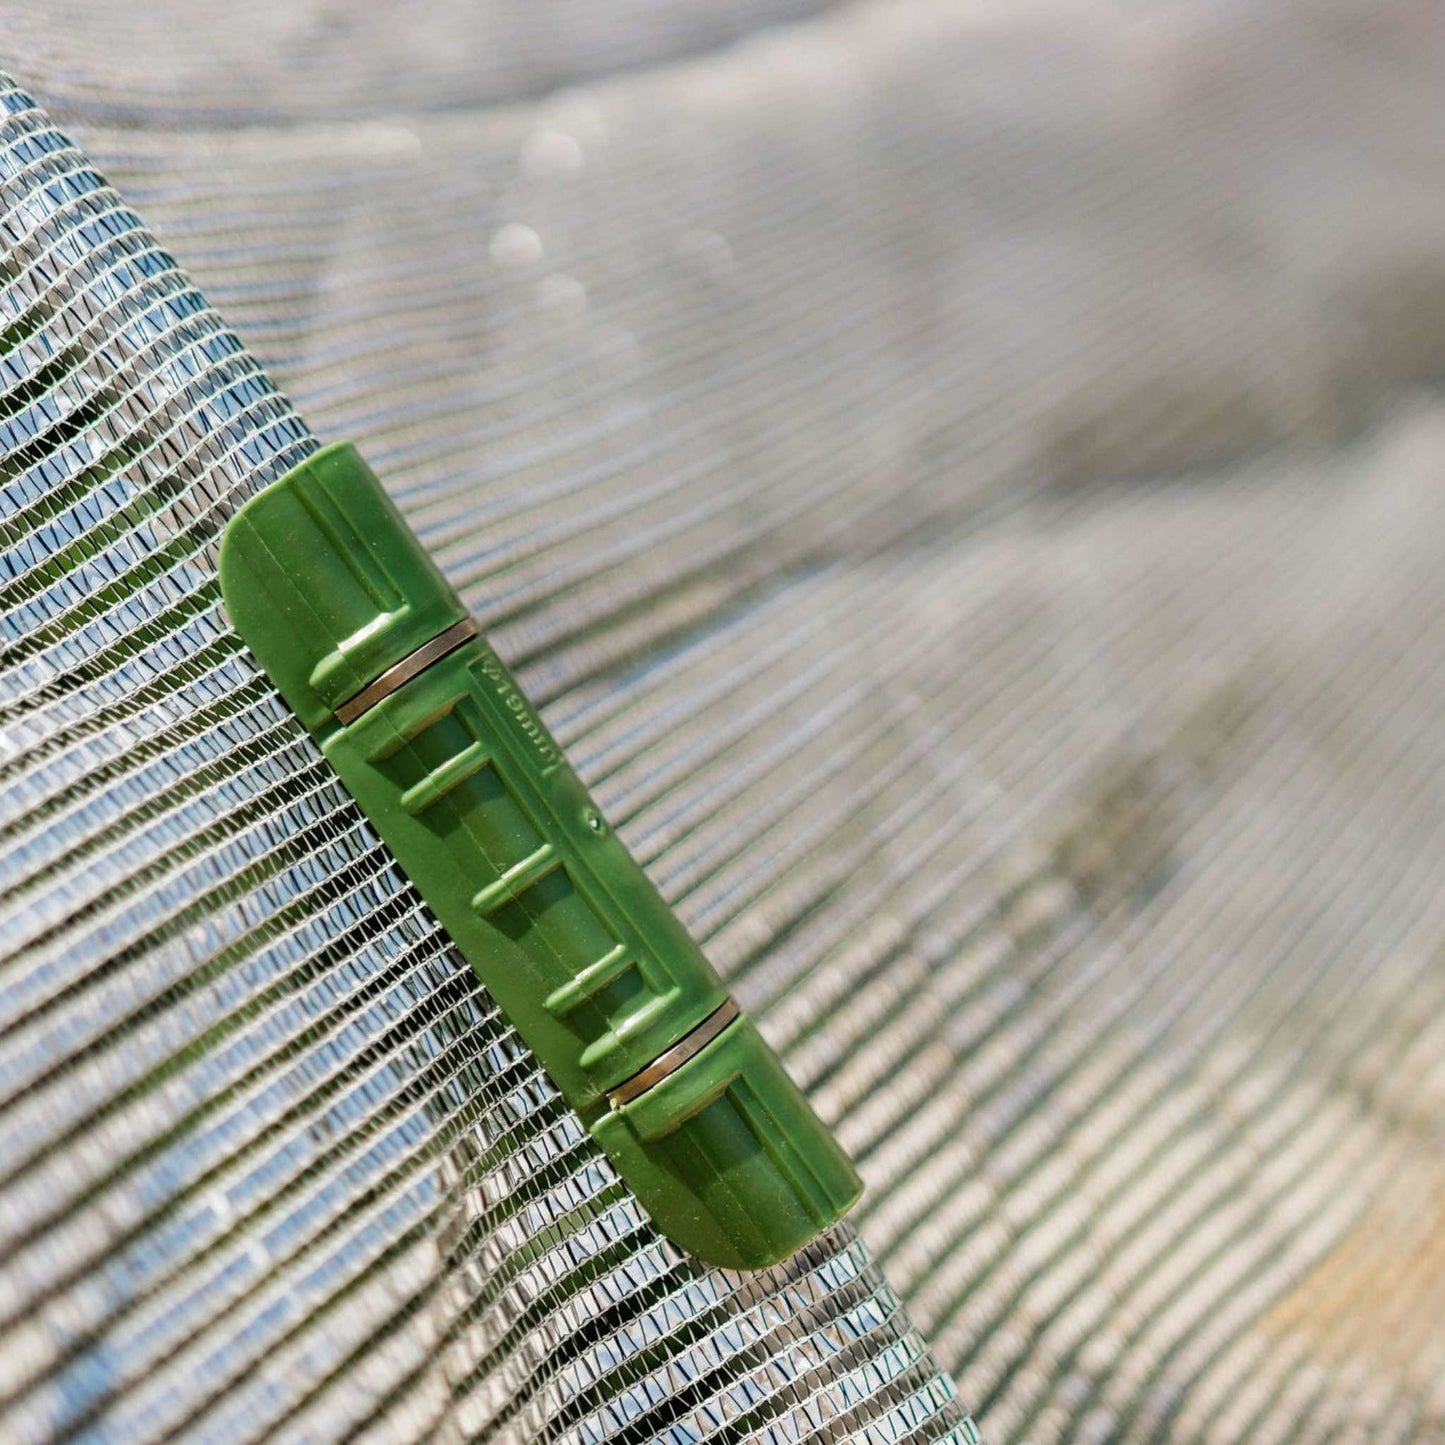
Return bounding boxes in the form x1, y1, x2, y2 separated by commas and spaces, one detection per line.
607, 998, 742, 1107
334, 615, 480, 725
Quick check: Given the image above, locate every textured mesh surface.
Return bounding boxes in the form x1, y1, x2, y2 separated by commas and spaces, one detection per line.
3, 1, 1445, 1441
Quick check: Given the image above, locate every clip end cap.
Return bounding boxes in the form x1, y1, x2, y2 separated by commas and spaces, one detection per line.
593, 1016, 863, 1271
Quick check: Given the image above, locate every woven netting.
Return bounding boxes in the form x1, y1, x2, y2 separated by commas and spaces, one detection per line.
3, 1, 1445, 1441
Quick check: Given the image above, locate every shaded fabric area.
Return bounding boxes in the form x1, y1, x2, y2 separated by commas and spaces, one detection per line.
4, 0, 1445, 1440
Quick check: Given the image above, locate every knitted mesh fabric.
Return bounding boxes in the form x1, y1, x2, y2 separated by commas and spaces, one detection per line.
3, 2, 1445, 1441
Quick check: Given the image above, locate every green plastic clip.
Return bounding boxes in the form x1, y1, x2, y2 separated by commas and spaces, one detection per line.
219, 443, 862, 1269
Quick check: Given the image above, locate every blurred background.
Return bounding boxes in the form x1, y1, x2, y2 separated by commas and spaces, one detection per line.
2, 2, 1445, 1441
